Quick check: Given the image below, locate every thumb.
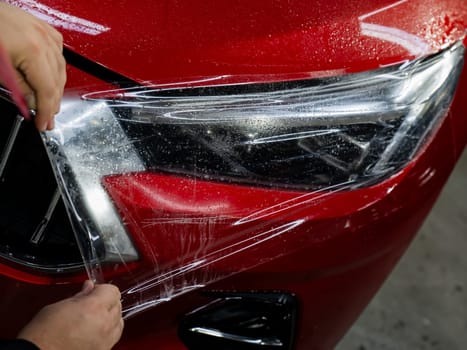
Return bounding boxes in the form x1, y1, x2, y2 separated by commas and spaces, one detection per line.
74, 280, 95, 298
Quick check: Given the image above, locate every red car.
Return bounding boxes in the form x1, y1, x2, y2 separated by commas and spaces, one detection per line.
1, 1, 466, 349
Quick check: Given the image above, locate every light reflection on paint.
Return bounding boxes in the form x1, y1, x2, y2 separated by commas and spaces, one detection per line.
7, 0, 110, 35
359, 0, 430, 55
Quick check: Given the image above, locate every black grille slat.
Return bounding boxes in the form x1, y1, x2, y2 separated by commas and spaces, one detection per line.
0, 94, 82, 273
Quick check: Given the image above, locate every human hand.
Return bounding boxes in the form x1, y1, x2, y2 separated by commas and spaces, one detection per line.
17, 281, 124, 350
0, 2, 66, 131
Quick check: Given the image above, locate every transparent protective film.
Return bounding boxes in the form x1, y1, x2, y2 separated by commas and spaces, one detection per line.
42, 43, 464, 319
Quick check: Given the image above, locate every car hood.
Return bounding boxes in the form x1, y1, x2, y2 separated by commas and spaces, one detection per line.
8, 0, 467, 84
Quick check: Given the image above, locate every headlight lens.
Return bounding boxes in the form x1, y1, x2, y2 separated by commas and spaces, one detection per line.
84, 42, 464, 190
43, 42, 464, 269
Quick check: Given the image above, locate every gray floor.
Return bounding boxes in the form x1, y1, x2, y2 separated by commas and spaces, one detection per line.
337, 150, 467, 350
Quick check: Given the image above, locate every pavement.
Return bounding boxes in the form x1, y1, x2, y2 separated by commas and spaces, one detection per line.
337, 150, 467, 350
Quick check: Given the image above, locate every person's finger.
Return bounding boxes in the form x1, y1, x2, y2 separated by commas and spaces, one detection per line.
46, 118, 55, 130
109, 316, 125, 347
27, 31, 63, 128
32, 21, 65, 126
45, 41, 66, 130
31, 18, 61, 49
44, 47, 61, 126
89, 284, 121, 310
74, 280, 95, 298
109, 302, 123, 333
110, 294, 123, 314
52, 45, 66, 113
25, 93, 37, 111
14, 71, 34, 107
120, 317, 125, 333
117, 317, 125, 338
45, 23, 63, 51
19, 51, 57, 131
36, 18, 63, 51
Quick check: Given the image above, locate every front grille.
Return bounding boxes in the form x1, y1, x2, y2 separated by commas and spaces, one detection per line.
0, 93, 82, 273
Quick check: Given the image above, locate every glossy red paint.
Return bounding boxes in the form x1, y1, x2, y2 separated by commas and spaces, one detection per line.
0, 1, 466, 349
102, 169, 411, 273
9, 0, 467, 84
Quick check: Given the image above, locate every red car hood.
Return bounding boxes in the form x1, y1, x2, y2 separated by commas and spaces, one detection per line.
8, 0, 467, 84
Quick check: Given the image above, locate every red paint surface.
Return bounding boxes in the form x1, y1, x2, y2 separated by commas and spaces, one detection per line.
0, 0, 466, 349
102, 169, 410, 272
8, 0, 467, 84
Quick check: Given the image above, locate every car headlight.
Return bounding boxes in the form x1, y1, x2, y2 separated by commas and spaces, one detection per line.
42, 42, 464, 280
